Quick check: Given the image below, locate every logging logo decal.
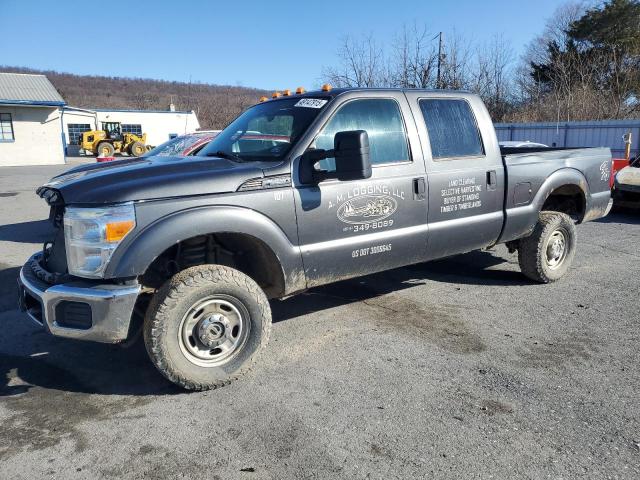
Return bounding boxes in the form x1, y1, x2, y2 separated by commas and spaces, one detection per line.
328, 184, 405, 232
337, 194, 397, 225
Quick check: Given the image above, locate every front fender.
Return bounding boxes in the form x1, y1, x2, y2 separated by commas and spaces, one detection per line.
104, 205, 306, 294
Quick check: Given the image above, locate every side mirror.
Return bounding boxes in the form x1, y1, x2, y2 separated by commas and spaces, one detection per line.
333, 130, 372, 181
299, 130, 372, 184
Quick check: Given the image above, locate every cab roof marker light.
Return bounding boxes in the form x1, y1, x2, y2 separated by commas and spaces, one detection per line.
296, 87, 305, 94
272, 91, 281, 98
321, 84, 332, 92
282, 89, 291, 96
259, 96, 268, 102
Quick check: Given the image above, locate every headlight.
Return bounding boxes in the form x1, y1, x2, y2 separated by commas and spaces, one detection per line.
64, 203, 136, 278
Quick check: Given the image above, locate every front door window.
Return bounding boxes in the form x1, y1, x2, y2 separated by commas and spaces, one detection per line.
314, 98, 411, 171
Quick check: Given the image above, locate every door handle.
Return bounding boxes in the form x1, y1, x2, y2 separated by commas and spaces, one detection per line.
486, 170, 497, 191
413, 177, 426, 200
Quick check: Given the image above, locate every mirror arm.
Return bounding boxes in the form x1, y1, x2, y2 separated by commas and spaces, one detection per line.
300, 130, 371, 184
299, 149, 335, 185
312, 170, 332, 183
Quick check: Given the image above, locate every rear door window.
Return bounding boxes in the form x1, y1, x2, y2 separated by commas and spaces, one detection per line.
419, 99, 484, 159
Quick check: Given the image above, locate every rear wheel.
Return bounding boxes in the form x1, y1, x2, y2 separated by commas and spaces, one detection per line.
143, 264, 271, 390
518, 211, 577, 283
129, 141, 146, 156
97, 142, 114, 157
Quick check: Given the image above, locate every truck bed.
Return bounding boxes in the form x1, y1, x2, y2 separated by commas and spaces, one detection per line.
498, 147, 612, 243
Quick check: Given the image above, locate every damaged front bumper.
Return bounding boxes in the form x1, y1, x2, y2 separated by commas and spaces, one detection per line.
17, 253, 140, 343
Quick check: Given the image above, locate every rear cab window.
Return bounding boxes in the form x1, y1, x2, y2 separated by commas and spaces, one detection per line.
418, 99, 484, 160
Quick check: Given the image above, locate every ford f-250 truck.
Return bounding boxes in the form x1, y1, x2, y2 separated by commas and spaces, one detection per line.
18, 87, 613, 390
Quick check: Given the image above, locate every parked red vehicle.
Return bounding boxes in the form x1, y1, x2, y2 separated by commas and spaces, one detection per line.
610, 158, 629, 187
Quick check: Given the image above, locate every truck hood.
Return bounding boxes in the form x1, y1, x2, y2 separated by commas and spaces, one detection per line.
40, 155, 268, 204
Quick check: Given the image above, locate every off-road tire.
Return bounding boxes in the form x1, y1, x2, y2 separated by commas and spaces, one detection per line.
129, 141, 145, 156
518, 211, 577, 283
97, 142, 115, 157
144, 264, 271, 390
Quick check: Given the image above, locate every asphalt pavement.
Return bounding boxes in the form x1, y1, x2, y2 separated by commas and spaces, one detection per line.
0, 164, 639, 479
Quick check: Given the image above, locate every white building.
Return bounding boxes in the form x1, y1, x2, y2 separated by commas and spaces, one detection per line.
0, 72, 201, 166
0, 72, 66, 167
62, 107, 200, 155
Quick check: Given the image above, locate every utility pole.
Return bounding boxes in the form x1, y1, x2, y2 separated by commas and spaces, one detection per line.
184, 75, 192, 134
436, 31, 443, 89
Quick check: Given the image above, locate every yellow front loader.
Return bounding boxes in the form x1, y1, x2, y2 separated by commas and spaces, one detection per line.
79, 121, 148, 157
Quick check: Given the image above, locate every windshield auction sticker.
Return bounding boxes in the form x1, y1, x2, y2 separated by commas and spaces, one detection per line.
294, 98, 328, 108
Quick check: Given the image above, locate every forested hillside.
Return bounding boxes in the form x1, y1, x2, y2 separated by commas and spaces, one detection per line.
0, 66, 268, 129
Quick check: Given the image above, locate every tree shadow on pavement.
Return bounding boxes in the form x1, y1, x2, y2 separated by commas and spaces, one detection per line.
0, 310, 179, 397
0, 265, 21, 313
594, 210, 639, 225
0, 220, 180, 397
0, 219, 53, 243
410, 249, 528, 286
272, 249, 529, 323
1, 247, 526, 396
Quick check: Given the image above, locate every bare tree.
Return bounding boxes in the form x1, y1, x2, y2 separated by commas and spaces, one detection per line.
391, 23, 438, 88
322, 26, 476, 92
512, 1, 600, 122
471, 35, 515, 121
322, 35, 386, 87
439, 31, 471, 90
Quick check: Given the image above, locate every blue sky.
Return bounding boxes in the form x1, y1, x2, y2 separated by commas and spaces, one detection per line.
2, 0, 567, 90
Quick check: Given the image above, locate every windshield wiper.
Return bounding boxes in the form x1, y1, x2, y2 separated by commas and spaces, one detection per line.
206, 150, 245, 162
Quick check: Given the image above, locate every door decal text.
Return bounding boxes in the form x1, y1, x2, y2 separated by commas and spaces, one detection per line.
440, 176, 483, 213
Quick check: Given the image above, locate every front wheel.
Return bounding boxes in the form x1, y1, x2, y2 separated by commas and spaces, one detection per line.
97, 142, 115, 157
144, 264, 272, 390
129, 141, 146, 156
518, 211, 577, 283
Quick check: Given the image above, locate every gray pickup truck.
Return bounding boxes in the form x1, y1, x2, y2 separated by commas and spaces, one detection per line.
18, 87, 612, 390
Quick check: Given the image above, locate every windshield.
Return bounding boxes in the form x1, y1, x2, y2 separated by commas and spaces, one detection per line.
198, 97, 329, 161
144, 134, 208, 157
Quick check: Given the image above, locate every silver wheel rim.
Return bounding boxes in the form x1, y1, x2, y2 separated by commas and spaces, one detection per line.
545, 229, 567, 270
178, 295, 250, 367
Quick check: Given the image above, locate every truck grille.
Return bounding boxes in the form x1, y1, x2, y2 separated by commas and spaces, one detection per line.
37, 216, 68, 281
